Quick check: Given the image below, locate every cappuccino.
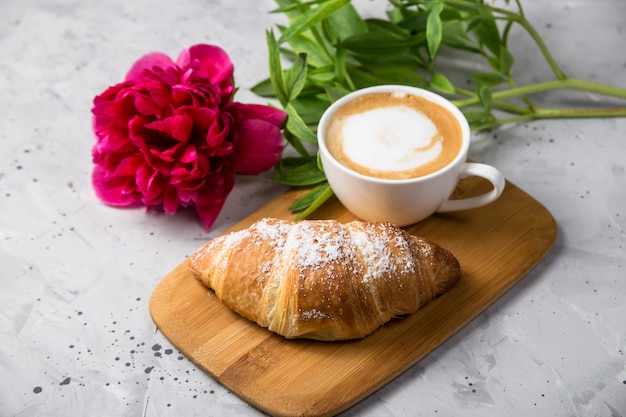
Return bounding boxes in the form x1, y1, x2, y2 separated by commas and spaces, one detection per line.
324, 92, 463, 180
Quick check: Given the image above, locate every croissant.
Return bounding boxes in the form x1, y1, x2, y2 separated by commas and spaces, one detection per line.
188, 218, 460, 341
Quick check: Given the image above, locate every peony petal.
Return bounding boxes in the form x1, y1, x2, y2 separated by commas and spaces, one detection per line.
176, 44, 234, 87
170, 153, 201, 180
150, 142, 185, 164
92, 166, 141, 206
145, 114, 193, 142
136, 163, 165, 203
93, 86, 137, 133
228, 103, 287, 127
128, 116, 172, 173
112, 154, 144, 176
194, 200, 226, 232
135, 163, 154, 196
180, 144, 197, 163
193, 171, 235, 231
204, 119, 229, 150
162, 186, 181, 214
176, 188, 197, 205
171, 85, 194, 108
232, 119, 283, 175
133, 92, 162, 116
126, 52, 176, 82
194, 201, 225, 231
178, 106, 217, 132
142, 76, 173, 109
92, 129, 136, 162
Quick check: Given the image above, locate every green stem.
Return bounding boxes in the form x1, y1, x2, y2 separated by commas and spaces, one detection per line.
472, 113, 533, 131
455, 86, 533, 114
532, 106, 626, 118
505, 74, 535, 109
473, 106, 626, 131
456, 88, 535, 114
491, 99, 530, 115
510, 14, 567, 80
453, 78, 626, 108
454, 86, 475, 97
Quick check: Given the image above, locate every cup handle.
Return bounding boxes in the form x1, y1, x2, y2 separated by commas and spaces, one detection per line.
437, 163, 505, 212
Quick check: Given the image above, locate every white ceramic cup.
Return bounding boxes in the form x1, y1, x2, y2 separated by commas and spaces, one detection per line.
318, 85, 505, 226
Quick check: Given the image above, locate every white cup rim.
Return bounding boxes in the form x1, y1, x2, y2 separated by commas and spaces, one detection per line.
318, 85, 470, 184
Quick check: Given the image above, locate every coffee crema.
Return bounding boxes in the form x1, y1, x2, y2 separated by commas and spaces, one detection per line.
324, 92, 463, 180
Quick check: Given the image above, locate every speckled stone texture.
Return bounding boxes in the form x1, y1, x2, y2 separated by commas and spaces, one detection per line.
1, 0, 625, 416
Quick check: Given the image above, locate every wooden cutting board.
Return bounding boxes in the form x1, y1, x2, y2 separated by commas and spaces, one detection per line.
149, 176, 557, 417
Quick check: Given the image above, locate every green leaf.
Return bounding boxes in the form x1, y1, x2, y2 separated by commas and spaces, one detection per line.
316, 150, 324, 172
470, 72, 505, 87
278, 0, 351, 45
463, 109, 496, 131
477, 84, 493, 114
272, 162, 326, 186
430, 72, 455, 94
324, 3, 367, 41
463, 109, 496, 130
249, 77, 275, 98
439, 7, 462, 22
280, 156, 313, 167
285, 53, 308, 101
289, 182, 328, 211
334, 43, 348, 87
283, 130, 314, 160
499, 46, 514, 75
370, 67, 428, 88
266, 30, 288, 106
290, 93, 332, 124
426, 2, 444, 60
285, 103, 318, 144
293, 183, 335, 219
465, 16, 482, 33
501, 19, 515, 46
325, 85, 351, 102
277, 23, 332, 67
342, 32, 420, 56
472, 12, 501, 57
346, 66, 387, 89
347, 65, 422, 90
441, 21, 482, 53
486, 55, 503, 74
366, 18, 411, 37
444, 0, 482, 14
307, 65, 337, 85
270, 0, 308, 19
351, 50, 426, 69
396, 9, 428, 31
463, 109, 489, 125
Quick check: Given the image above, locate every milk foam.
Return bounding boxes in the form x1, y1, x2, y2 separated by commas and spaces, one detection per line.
340, 105, 442, 172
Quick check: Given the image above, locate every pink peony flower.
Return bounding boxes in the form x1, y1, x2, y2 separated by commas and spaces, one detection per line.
92, 44, 286, 230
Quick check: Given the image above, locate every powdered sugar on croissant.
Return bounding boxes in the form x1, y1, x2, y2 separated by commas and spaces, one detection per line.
189, 218, 460, 341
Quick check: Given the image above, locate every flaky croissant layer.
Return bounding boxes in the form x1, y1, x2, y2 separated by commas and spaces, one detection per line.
189, 218, 460, 341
